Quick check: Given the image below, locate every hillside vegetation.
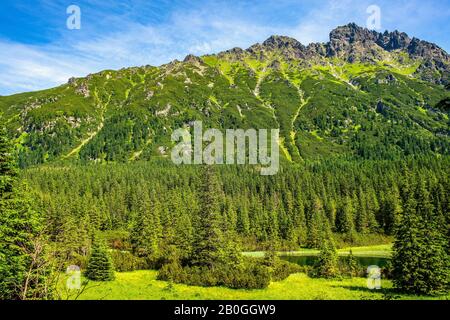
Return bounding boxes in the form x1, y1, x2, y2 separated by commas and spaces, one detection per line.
0, 23, 449, 167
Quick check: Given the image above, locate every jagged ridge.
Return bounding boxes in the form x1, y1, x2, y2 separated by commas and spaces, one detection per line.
1, 23, 449, 167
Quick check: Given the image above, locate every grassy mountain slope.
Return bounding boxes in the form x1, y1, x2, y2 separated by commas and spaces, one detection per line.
1, 23, 449, 167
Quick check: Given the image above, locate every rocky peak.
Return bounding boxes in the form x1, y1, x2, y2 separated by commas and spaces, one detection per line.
214, 23, 448, 84
377, 30, 411, 51
226, 47, 245, 55
329, 23, 378, 45
328, 23, 413, 54
183, 54, 203, 64
327, 23, 379, 59
217, 47, 246, 60
262, 35, 305, 50
407, 38, 449, 61
245, 35, 308, 60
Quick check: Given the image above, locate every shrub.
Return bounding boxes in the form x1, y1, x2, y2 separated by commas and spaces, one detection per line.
311, 243, 339, 279
101, 229, 131, 251
262, 251, 302, 282
85, 241, 115, 281
157, 260, 187, 283
110, 250, 145, 272
157, 260, 271, 289
339, 250, 362, 277
271, 260, 302, 281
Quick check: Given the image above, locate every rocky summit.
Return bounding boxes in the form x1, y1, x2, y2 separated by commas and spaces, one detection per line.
1, 23, 449, 167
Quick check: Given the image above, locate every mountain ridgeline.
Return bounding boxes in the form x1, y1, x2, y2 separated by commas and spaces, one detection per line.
1, 23, 450, 167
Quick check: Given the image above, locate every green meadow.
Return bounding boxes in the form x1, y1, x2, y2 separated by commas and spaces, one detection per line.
59, 245, 448, 301
243, 244, 392, 258
62, 270, 449, 301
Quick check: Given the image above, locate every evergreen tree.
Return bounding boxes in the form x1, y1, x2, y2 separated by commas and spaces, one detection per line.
346, 250, 359, 277
313, 219, 339, 278
173, 213, 194, 261
336, 195, 356, 241
414, 180, 449, 295
306, 198, 324, 248
191, 166, 228, 267
0, 118, 50, 299
392, 173, 422, 293
392, 174, 450, 295
293, 195, 307, 246
263, 242, 279, 273
381, 185, 402, 235
85, 238, 115, 281
324, 199, 337, 232
236, 198, 250, 236
130, 188, 161, 259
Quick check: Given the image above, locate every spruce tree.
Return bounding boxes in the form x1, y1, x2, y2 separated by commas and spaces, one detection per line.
293, 195, 307, 245
130, 188, 161, 259
415, 180, 449, 295
382, 185, 402, 235
306, 198, 324, 248
313, 219, 339, 278
392, 174, 422, 293
236, 198, 250, 236
0, 118, 50, 299
347, 250, 359, 277
191, 166, 229, 267
336, 195, 356, 241
85, 238, 115, 281
392, 175, 450, 295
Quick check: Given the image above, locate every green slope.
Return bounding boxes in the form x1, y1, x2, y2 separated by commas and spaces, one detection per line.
1, 25, 449, 167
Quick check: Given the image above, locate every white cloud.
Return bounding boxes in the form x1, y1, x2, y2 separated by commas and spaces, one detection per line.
1, 0, 448, 95
0, 41, 98, 95
0, 5, 282, 95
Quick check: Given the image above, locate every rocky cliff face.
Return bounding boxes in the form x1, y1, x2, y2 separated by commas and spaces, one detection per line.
325, 23, 449, 83
218, 23, 450, 84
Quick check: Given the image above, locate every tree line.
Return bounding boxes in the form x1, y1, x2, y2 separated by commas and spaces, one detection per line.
1, 115, 449, 297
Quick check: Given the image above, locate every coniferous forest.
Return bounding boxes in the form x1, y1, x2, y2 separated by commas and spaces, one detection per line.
1, 18, 450, 301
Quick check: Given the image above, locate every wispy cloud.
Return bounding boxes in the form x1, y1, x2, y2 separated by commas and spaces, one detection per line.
1, 0, 449, 95
0, 40, 97, 93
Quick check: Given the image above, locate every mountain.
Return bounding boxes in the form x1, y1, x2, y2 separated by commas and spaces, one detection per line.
1, 23, 449, 167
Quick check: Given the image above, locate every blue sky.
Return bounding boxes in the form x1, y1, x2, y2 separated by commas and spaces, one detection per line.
1, 0, 449, 95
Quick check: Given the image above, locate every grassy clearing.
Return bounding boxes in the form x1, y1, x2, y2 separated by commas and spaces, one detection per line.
243, 244, 392, 258
62, 270, 448, 300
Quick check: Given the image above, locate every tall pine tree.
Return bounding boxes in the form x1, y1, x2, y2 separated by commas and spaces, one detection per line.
0, 118, 50, 299
191, 166, 230, 267
85, 237, 115, 281
392, 173, 450, 295
130, 187, 161, 259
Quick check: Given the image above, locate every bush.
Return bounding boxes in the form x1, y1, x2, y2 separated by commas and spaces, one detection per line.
219, 262, 271, 289
157, 261, 187, 283
110, 250, 146, 272
339, 251, 363, 278
310, 244, 339, 279
262, 251, 303, 282
157, 260, 271, 289
85, 242, 115, 281
67, 252, 89, 270
100, 229, 131, 251
271, 260, 302, 281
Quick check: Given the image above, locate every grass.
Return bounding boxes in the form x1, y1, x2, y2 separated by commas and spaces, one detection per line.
61, 270, 449, 301
243, 244, 392, 258
338, 244, 392, 258
59, 245, 446, 300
